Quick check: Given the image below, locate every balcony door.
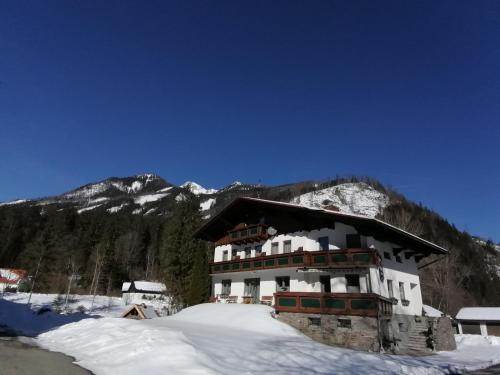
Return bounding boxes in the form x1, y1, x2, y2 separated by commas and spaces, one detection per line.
244, 278, 260, 302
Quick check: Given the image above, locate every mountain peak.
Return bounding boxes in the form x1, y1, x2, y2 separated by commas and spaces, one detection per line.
180, 181, 218, 195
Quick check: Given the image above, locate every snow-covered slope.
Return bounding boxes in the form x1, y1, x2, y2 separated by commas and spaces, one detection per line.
35, 303, 500, 375
290, 182, 389, 218
62, 174, 166, 200
181, 181, 218, 195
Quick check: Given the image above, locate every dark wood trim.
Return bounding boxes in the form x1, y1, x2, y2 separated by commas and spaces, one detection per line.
274, 291, 393, 317
210, 248, 381, 274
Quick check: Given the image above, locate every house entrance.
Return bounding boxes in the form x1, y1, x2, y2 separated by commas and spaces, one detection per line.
244, 278, 260, 303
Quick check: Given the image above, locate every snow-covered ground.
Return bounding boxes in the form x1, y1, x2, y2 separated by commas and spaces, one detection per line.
3, 303, 491, 375
0, 293, 123, 336
290, 182, 389, 218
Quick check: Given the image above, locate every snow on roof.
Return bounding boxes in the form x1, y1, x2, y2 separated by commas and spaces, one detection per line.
456, 307, 500, 321
122, 282, 132, 292
423, 304, 443, 318
0, 269, 27, 283
133, 281, 166, 293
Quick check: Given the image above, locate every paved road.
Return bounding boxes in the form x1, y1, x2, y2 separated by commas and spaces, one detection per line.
0, 328, 91, 375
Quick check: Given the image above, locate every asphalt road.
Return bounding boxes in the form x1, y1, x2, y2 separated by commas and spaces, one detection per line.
0, 328, 91, 375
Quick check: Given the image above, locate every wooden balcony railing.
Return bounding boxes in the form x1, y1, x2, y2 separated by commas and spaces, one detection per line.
211, 248, 380, 274
274, 292, 393, 317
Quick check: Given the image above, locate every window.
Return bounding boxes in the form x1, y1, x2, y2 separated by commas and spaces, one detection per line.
318, 236, 329, 251
250, 227, 258, 235
308, 317, 321, 326
283, 240, 291, 253
221, 280, 231, 296
395, 255, 402, 263
275, 276, 290, 292
255, 245, 263, 256
384, 251, 391, 260
231, 249, 238, 259
320, 275, 331, 293
387, 280, 394, 298
345, 274, 360, 293
244, 247, 251, 258
240, 229, 247, 238
244, 278, 260, 300
337, 319, 351, 329
399, 282, 406, 300
271, 242, 279, 255
222, 250, 228, 261
230, 232, 239, 240
346, 234, 361, 248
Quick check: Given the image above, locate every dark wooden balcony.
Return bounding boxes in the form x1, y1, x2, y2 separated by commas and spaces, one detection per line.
210, 248, 380, 274
274, 291, 393, 317
215, 224, 270, 246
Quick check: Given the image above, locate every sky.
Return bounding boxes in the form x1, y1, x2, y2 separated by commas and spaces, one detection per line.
0, 1, 499, 241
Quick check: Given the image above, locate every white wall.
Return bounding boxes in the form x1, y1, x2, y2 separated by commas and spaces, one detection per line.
213, 223, 367, 261
212, 222, 426, 316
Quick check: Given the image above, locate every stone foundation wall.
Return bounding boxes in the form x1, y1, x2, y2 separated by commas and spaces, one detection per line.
277, 312, 380, 351
276, 312, 456, 354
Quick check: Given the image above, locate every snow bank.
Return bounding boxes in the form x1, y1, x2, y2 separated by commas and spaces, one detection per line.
35, 304, 500, 375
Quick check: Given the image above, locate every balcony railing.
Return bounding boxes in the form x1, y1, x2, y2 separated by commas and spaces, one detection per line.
211, 248, 380, 274
274, 291, 393, 317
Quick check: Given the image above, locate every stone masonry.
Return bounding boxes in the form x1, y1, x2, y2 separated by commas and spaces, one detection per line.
277, 312, 381, 351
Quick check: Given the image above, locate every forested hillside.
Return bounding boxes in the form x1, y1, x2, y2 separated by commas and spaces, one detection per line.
0, 175, 498, 314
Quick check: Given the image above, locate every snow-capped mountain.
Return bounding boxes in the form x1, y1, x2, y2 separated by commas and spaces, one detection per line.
290, 182, 389, 218
180, 181, 218, 195
0, 177, 389, 219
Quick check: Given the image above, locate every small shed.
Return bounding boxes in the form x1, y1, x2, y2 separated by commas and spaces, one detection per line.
456, 307, 500, 336
121, 304, 159, 320
122, 280, 167, 305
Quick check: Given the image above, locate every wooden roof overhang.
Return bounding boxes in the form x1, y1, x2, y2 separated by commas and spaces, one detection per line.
194, 197, 448, 256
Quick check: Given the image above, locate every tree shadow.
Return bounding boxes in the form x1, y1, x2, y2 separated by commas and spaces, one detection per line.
0, 299, 100, 337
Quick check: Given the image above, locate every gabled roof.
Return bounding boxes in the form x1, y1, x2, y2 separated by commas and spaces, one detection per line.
194, 197, 447, 255
121, 304, 159, 319
456, 307, 500, 321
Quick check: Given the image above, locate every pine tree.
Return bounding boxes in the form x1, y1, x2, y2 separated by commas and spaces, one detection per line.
159, 191, 209, 307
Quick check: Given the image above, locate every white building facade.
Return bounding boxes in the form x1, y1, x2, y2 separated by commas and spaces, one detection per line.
195, 197, 452, 353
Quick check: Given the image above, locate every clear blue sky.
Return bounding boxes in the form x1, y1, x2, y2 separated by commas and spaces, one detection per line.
0, 1, 499, 241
